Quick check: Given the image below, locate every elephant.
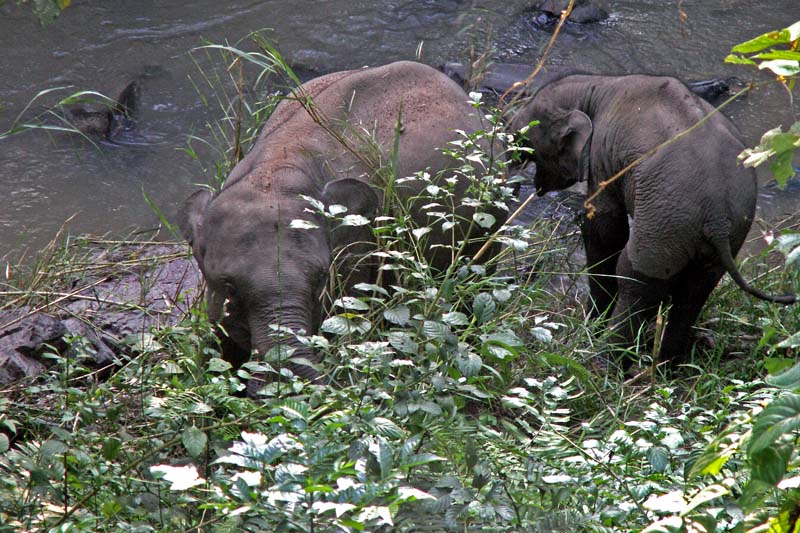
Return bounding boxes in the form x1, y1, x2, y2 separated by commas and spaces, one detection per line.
180, 61, 507, 396
509, 73, 796, 366
63, 79, 139, 140
441, 62, 736, 107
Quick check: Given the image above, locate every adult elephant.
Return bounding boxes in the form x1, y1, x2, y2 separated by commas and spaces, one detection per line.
509, 73, 795, 366
181, 61, 506, 396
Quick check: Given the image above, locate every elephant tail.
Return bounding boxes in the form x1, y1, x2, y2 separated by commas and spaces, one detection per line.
714, 237, 796, 304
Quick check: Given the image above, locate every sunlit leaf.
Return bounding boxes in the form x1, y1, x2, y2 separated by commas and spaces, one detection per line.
384, 306, 410, 326
289, 219, 319, 230
683, 484, 729, 514
334, 296, 370, 311
472, 212, 496, 229
759, 59, 800, 77
643, 491, 687, 514
150, 464, 205, 491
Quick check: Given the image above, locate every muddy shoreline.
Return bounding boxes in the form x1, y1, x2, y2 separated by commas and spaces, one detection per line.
0, 241, 201, 386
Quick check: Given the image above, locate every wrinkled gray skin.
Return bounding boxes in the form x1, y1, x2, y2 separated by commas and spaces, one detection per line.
181, 61, 504, 395
509, 74, 795, 365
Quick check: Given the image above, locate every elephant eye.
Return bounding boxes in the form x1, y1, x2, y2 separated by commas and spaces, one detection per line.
224, 281, 240, 301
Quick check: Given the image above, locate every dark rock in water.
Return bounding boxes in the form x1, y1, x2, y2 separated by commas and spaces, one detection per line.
0, 243, 201, 386
534, 0, 609, 26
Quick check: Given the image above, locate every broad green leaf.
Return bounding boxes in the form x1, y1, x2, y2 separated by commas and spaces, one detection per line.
387, 332, 419, 354
770, 148, 796, 185
776, 331, 800, 349
482, 330, 523, 347
207, 357, 233, 373
183, 426, 208, 458
442, 311, 469, 326
370, 417, 404, 439
402, 453, 445, 468
492, 288, 512, 302
334, 296, 370, 311
472, 212, 496, 229
731, 24, 797, 54
41, 439, 68, 457
321, 315, 369, 335
766, 362, 800, 389
754, 50, 800, 62
384, 306, 410, 326
647, 446, 669, 474
751, 443, 792, 485
0, 434, 8, 454
724, 54, 756, 66
456, 351, 482, 377
748, 393, 800, 454
473, 292, 496, 324
530, 326, 553, 343
423, 320, 451, 340
354, 282, 389, 296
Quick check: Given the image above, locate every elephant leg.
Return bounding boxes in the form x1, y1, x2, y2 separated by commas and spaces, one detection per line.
582, 212, 629, 318
606, 247, 669, 366
658, 263, 725, 366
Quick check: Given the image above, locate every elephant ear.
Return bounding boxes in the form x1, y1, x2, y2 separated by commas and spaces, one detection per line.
322, 178, 381, 219
179, 189, 213, 255
322, 178, 380, 262
556, 109, 593, 183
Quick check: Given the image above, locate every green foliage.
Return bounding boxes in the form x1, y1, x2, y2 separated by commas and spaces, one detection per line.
5, 0, 71, 24
4, 29, 800, 533
726, 20, 800, 187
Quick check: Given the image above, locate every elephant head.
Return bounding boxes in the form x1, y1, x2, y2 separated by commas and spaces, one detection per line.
64, 80, 140, 140
180, 173, 379, 393
510, 102, 592, 195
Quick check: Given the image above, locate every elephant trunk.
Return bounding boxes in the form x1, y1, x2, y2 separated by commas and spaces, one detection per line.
247, 306, 320, 396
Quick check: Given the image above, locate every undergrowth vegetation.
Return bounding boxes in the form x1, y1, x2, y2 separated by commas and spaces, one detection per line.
1, 20, 800, 533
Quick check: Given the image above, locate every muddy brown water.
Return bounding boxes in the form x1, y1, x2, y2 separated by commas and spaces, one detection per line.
0, 1, 798, 258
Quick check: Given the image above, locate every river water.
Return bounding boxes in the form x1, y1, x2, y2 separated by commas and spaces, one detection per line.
0, 0, 798, 256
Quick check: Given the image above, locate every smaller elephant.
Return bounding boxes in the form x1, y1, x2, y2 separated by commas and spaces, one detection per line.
509, 73, 795, 366
62, 80, 139, 140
